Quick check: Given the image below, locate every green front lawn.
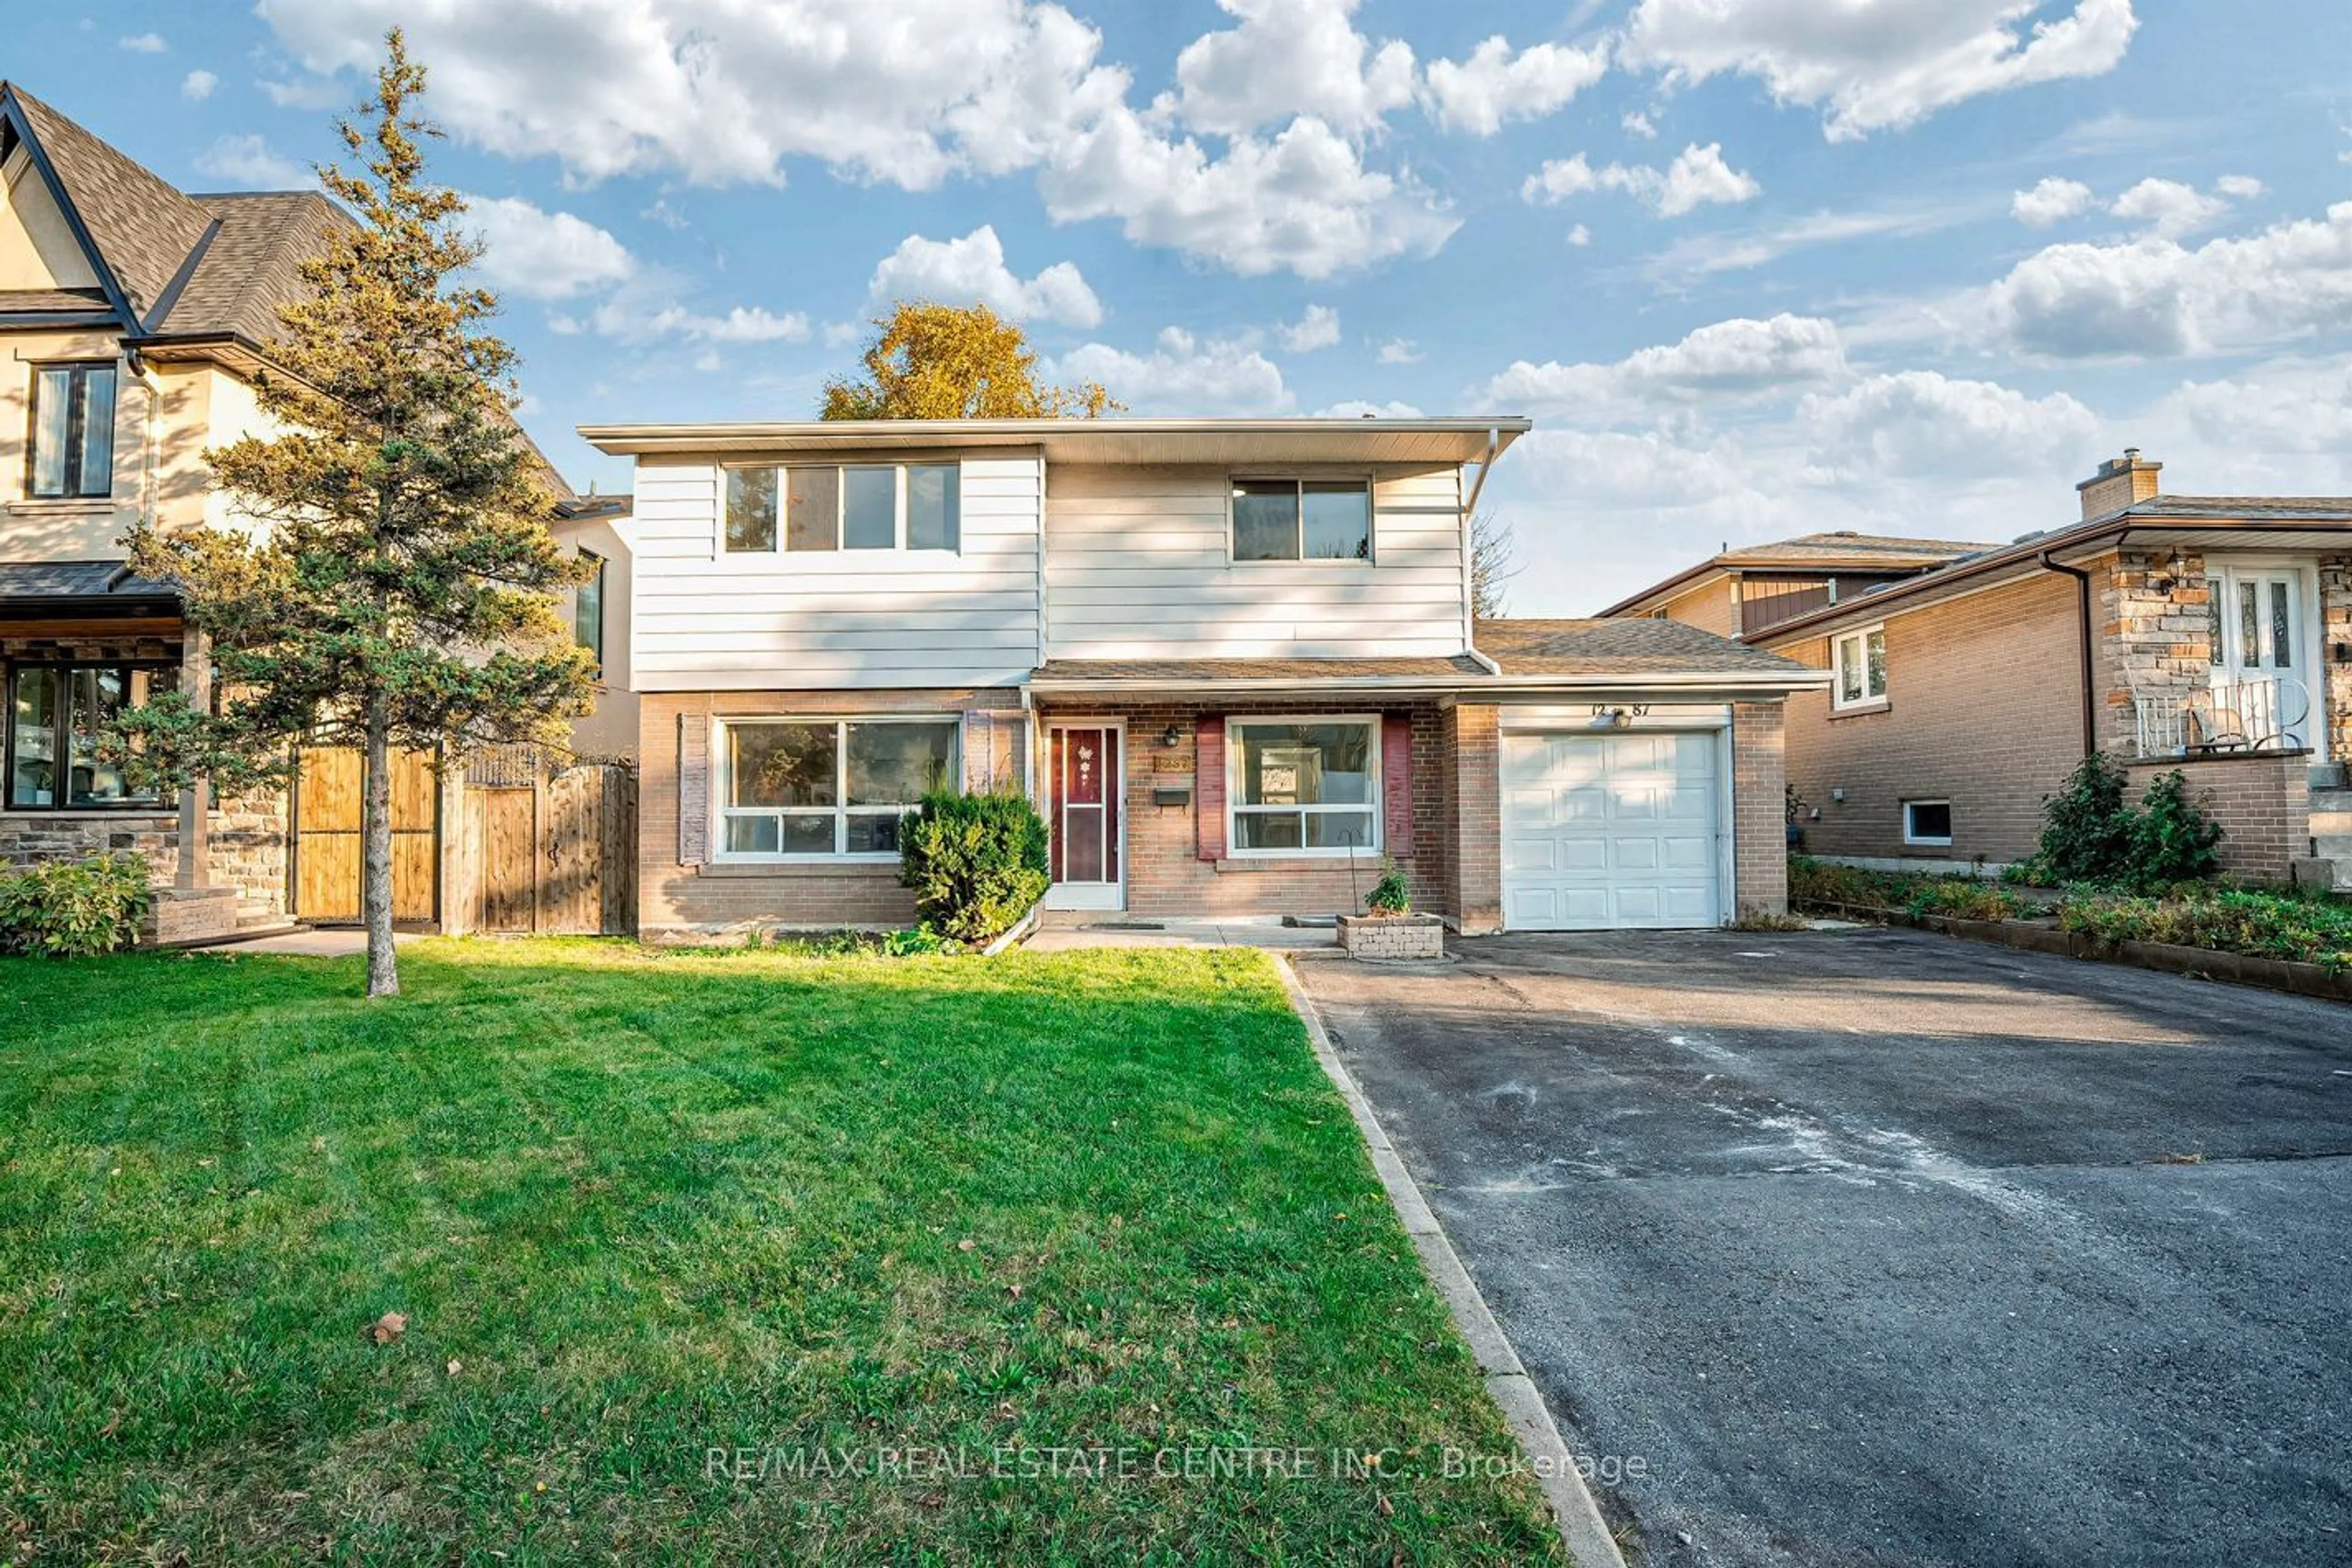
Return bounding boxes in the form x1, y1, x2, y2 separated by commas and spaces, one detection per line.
0, 941, 1561, 1565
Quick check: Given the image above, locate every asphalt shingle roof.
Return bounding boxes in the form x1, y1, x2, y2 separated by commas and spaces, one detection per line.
1715, 532, 1995, 567
0, 560, 176, 601
159, 190, 349, 342
7, 85, 215, 323
1476, 617, 1811, 676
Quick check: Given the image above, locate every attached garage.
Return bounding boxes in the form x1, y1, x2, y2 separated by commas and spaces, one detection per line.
1500, 722, 1727, 931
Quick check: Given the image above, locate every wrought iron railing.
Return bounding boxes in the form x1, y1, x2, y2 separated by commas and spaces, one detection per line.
2132, 676, 2313, 758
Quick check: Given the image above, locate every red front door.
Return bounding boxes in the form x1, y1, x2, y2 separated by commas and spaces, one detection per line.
1049, 725, 1121, 897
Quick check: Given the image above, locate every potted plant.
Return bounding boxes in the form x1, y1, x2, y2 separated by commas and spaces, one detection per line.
1338, 857, 1445, 960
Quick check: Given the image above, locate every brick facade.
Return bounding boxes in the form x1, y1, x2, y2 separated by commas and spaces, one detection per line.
1779, 572, 2086, 867
2127, 753, 2308, 883
1443, 703, 1501, 933
1732, 701, 1789, 918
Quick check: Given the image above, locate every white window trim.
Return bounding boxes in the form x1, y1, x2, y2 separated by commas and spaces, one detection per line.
1831, 624, 1888, 710
1903, 799, 1954, 848
722, 461, 962, 556
1227, 475, 1376, 566
1224, 712, 1382, 860
711, 714, 963, 864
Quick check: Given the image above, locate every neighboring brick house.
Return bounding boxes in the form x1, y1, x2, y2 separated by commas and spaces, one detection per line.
1605, 451, 2352, 888
1597, 531, 1994, 639
578, 417, 1825, 940
0, 81, 618, 939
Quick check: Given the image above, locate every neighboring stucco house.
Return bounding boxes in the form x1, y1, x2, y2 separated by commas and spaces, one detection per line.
0, 82, 622, 939
578, 417, 1825, 940
1607, 451, 2352, 888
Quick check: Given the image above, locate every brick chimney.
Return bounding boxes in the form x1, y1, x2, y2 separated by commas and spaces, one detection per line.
2076, 448, 2162, 520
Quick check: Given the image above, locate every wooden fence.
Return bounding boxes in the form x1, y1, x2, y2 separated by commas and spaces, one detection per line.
451, 748, 636, 936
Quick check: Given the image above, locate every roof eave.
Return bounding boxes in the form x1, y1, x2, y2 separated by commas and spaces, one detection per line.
1027, 668, 1826, 696
576, 415, 1534, 461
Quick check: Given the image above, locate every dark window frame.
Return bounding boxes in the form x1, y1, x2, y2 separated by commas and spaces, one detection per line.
25, 360, 118, 500
1229, 475, 1375, 564
4, 658, 176, 812
575, 549, 606, 670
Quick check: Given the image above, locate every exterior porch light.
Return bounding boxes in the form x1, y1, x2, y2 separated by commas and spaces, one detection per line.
1588, 708, 1634, 731
1158, 723, 1184, 748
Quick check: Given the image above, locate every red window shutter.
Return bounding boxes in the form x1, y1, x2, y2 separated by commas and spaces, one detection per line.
1195, 716, 1226, 862
1382, 713, 1414, 858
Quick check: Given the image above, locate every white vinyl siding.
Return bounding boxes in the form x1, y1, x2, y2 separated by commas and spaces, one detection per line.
627, 454, 1042, 690
1044, 464, 1466, 660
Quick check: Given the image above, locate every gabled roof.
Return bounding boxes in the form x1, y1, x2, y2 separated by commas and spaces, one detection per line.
1476, 618, 1813, 677
2119, 495, 2352, 522
1596, 530, 1995, 619
0, 81, 348, 344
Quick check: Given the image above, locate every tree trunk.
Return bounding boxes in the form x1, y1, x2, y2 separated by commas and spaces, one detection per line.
362, 696, 400, 998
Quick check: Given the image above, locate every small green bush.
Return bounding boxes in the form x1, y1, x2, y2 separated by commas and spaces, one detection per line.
0, 852, 155, 957
2127, 770, 2225, 889
898, 791, 1050, 944
1363, 856, 1411, 915
2029, 752, 2133, 883
2059, 888, 2352, 971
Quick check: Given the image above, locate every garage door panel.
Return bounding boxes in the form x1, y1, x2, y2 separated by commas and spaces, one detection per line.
1502, 729, 1723, 932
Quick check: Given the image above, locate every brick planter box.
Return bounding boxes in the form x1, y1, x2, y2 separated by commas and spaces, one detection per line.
1338, 913, 1445, 961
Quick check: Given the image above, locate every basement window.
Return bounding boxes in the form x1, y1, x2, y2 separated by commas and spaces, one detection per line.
1903, 800, 1953, 847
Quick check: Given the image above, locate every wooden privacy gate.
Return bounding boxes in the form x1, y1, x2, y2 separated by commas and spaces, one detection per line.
460, 748, 636, 935
292, 747, 441, 926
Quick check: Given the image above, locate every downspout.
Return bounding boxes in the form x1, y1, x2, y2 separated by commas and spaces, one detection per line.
2039, 551, 2098, 757
1460, 426, 1501, 650
126, 346, 162, 533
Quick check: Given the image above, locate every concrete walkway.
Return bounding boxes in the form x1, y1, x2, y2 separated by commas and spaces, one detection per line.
202, 927, 423, 957
1026, 916, 1340, 953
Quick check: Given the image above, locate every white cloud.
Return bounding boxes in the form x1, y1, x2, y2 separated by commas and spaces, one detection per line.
1567, 224, 1592, 247
867, 225, 1102, 328
1521, 143, 1759, 218
180, 69, 218, 102
1622, 0, 2139, 141
464, 196, 636, 300
2108, 177, 2228, 239
1317, 399, 1425, 417
1623, 110, 1658, 140
1054, 325, 1292, 414
1277, 303, 1341, 352
1421, 35, 1610, 137
119, 32, 167, 53
1376, 337, 1422, 364
1802, 370, 2100, 475
1038, 109, 1458, 278
192, 135, 309, 190
1986, 200, 2352, 358
593, 298, 812, 345
1482, 314, 1847, 412
258, 0, 1453, 280
2013, 176, 2094, 226
1166, 0, 1415, 137
2153, 355, 2352, 465
2217, 173, 2266, 201
1647, 198, 1985, 279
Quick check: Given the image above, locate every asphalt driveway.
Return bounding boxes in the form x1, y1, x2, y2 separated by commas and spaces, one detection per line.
1297, 928, 2352, 1568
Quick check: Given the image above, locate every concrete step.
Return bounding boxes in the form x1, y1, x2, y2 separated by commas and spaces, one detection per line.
2310, 762, 2350, 790
2291, 856, 2352, 893
2312, 835, 2352, 859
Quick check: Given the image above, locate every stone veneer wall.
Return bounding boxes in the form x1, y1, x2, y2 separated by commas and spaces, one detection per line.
2100, 548, 2214, 755
0, 629, 290, 924
2323, 556, 2352, 764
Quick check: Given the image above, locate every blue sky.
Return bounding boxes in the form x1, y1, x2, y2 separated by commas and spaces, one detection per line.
20, 1, 2352, 611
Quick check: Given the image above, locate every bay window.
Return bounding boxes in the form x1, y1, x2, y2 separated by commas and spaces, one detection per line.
7, 663, 172, 809
724, 462, 960, 554
28, 362, 118, 499
1832, 625, 1887, 710
1228, 717, 1378, 854
717, 716, 960, 858
1232, 478, 1371, 562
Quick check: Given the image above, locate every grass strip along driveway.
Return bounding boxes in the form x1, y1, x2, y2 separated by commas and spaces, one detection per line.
0, 941, 1559, 1564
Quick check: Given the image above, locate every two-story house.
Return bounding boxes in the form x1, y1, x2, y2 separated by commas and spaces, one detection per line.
578, 417, 1826, 940
1608, 451, 2352, 890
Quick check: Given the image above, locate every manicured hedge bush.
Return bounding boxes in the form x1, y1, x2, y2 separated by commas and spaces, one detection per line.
898, 791, 1049, 944
0, 852, 154, 957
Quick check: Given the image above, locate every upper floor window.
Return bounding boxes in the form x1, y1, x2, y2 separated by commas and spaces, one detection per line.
1832, 625, 1888, 710
27, 362, 116, 499
7, 663, 172, 809
1232, 478, 1370, 562
575, 550, 605, 670
725, 462, 960, 554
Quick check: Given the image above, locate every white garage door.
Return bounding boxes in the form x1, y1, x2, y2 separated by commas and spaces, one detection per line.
1502, 729, 1723, 931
